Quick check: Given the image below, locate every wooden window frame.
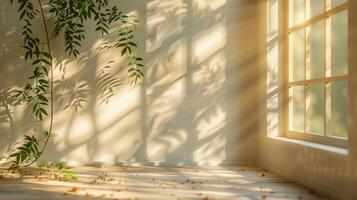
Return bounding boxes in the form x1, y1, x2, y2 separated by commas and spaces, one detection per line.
283, 0, 349, 148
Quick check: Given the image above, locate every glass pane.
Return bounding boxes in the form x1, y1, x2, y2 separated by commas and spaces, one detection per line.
331, 11, 348, 76
307, 84, 324, 135
331, 0, 347, 8
289, 29, 305, 81
289, 0, 305, 27
309, 0, 324, 19
289, 86, 305, 132
308, 21, 325, 79
327, 81, 348, 138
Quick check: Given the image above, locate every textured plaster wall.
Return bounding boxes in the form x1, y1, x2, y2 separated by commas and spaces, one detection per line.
0, 0, 260, 165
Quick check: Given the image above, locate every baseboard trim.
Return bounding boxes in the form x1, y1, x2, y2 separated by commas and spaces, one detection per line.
1, 160, 257, 168
258, 162, 352, 200
63, 160, 257, 167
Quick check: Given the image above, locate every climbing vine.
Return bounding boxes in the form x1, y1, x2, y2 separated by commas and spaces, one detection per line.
7, 0, 144, 172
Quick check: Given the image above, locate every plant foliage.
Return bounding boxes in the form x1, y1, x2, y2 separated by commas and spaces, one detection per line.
7, 0, 144, 172
38, 163, 77, 181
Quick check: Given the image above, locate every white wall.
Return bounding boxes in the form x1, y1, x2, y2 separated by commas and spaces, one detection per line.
258, 1, 357, 200
0, 0, 260, 165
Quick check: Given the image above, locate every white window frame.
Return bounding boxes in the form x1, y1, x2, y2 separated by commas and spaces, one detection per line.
283, 0, 349, 148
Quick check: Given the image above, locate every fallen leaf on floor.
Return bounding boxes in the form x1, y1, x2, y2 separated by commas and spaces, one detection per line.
260, 186, 268, 192
257, 172, 265, 177
68, 186, 80, 192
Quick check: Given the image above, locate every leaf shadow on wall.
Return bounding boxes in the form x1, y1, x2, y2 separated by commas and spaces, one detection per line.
0, 0, 258, 165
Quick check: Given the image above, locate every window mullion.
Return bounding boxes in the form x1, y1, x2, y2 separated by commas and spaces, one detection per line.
304, 0, 308, 133
324, 0, 328, 137
325, 0, 332, 137
285, 0, 290, 136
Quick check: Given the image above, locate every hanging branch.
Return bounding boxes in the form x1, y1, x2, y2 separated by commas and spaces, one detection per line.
7, 0, 144, 172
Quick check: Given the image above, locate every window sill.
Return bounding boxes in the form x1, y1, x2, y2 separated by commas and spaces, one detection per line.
268, 136, 348, 155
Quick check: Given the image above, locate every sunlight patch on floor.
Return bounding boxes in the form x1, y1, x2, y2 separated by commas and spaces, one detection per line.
0, 166, 331, 200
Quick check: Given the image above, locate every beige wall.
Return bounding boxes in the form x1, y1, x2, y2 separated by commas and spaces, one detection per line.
0, 0, 260, 165
2, 0, 356, 199
258, 0, 357, 200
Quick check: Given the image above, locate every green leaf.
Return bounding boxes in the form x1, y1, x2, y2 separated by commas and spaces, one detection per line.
32, 59, 41, 65
39, 108, 48, 116
24, 135, 32, 141
15, 90, 23, 97
39, 79, 49, 85
121, 46, 128, 56
42, 52, 52, 59
9, 153, 18, 158
38, 95, 48, 102
39, 112, 43, 121
128, 42, 137, 47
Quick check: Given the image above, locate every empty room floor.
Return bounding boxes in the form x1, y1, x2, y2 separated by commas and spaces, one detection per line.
0, 165, 330, 200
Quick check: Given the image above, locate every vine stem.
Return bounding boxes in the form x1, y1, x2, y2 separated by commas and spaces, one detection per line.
38, 0, 54, 153
23, 0, 54, 167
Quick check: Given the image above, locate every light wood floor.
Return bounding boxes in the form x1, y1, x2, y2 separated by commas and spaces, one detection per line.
0, 165, 330, 200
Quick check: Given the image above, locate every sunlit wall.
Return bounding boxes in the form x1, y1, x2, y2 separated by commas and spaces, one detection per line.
0, 0, 260, 165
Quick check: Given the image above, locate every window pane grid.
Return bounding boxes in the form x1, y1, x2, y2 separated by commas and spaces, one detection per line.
288, 2, 348, 34
287, 0, 348, 143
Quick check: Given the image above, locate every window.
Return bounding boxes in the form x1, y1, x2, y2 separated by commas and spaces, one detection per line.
286, 0, 348, 147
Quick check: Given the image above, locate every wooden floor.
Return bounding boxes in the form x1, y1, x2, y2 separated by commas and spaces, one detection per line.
0, 165, 330, 200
